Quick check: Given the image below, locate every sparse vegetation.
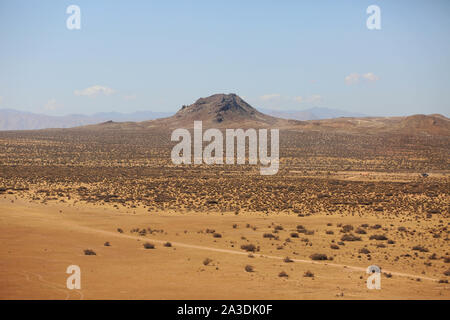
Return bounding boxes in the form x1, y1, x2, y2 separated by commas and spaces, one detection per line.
310, 253, 328, 261
412, 245, 428, 253
369, 234, 388, 241
84, 249, 96, 255
143, 242, 155, 249
241, 244, 257, 252
359, 248, 370, 254
304, 270, 314, 277
278, 271, 288, 278
341, 234, 362, 242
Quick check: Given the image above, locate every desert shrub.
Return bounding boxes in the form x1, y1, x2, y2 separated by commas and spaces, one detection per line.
355, 228, 367, 234
412, 245, 428, 252
376, 244, 386, 248
439, 279, 449, 283
326, 230, 334, 235
143, 242, 155, 249
290, 232, 299, 238
278, 271, 288, 278
203, 258, 213, 266
117, 228, 123, 233
304, 270, 314, 277
310, 253, 328, 261
245, 265, 254, 272
232, 224, 238, 229
428, 253, 438, 260
384, 272, 393, 278
340, 224, 354, 233
263, 233, 276, 239
444, 269, 450, 276
341, 234, 361, 241
164, 242, 172, 247
104, 242, 111, 247
330, 244, 340, 250
369, 234, 388, 241
387, 240, 395, 244
359, 248, 370, 254
371, 224, 382, 229
274, 225, 284, 231
213, 233, 222, 238
241, 244, 257, 252
397, 226, 407, 232
84, 249, 96, 255
283, 257, 293, 263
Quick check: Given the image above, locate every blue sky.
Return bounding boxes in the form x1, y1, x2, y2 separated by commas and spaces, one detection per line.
0, 0, 449, 116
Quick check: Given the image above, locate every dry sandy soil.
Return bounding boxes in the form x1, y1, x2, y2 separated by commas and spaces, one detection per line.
0, 191, 448, 300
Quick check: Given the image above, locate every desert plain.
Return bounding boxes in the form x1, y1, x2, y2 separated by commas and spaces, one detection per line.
0, 94, 449, 299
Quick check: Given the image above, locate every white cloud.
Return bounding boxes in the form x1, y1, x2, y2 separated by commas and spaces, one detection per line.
44, 98, 61, 111
345, 72, 379, 85
362, 72, 379, 82
260, 93, 281, 101
294, 96, 303, 103
74, 85, 115, 97
345, 73, 360, 85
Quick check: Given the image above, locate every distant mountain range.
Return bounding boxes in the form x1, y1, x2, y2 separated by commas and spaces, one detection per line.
0, 105, 368, 131
0, 109, 173, 130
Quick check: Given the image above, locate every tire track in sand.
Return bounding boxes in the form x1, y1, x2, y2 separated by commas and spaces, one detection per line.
73, 224, 438, 282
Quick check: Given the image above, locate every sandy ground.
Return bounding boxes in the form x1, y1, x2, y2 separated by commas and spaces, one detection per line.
0, 194, 448, 300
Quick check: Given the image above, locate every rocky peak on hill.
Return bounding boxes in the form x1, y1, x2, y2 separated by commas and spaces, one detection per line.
174, 93, 275, 125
